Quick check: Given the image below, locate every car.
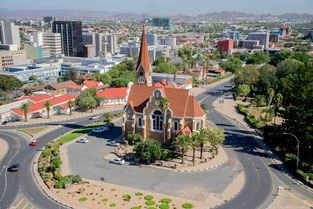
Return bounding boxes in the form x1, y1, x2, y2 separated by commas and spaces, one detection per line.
107, 141, 120, 147
90, 115, 100, 120
77, 138, 88, 143
92, 126, 109, 133
104, 122, 115, 128
9, 163, 20, 172
30, 140, 39, 146
109, 158, 125, 165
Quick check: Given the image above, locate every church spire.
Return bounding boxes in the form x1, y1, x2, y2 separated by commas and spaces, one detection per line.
136, 26, 151, 73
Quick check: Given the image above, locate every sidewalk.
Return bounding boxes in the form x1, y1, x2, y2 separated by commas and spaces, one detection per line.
0, 138, 9, 161
4, 105, 123, 127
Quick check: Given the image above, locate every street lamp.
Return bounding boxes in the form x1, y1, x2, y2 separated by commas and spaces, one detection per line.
283, 132, 300, 170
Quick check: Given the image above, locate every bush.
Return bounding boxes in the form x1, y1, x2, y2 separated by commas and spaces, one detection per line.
128, 134, 144, 145
114, 112, 122, 117
131, 207, 141, 209
54, 173, 63, 181
104, 113, 112, 118
102, 198, 108, 202
161, 198, 172, 204
109, 203, 116, 207
146, 200, 156, 206
122, 194, 131, 201
106, 117, 112, 122
42, 149, 52, 158
44, 173, 51, 181
135, 192, 143, 196
134, 140, 163, 162
79, 197, 87, 202
144, 195, 154, 200
159, 204, 170, 209
182, 203, 194, 208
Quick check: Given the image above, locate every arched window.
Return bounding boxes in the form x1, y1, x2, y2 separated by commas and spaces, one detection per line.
173, 121, 178, 131
138, 77, 145, 83
137, 117, 142, 127
151, 110, 163, 131
196, 121, 201, 131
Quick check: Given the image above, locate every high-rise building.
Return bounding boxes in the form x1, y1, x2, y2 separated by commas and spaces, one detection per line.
43, 16, 56, 23
146, 34, 157, 46
152, 18, 171, 29
95, 33, 105, 57
0, 21, 21, 48
0, 50, 27, 71
52, 21, 83, 57
33, 32, 43, 46
247, 32, 269, 48
218, 40, 234, 52
42, 33, 62, 56
269, 34, 279, 44
221, 31, 240, 40
160, 37, 176, 48
82, 32, 95, 46
107, 35, 117, 55
25, 44, 50, 59
280, 26, 291, 36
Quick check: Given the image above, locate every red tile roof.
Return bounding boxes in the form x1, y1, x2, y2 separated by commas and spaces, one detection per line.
96, 87, 127, 99
136, 27, 151, 72
153, 80, 181, 88
176, 126, 192, 136
13, 94, 77, 116
126, 85, 204, 118
19, 94, 52, 103
84, 80, 101, 88
67, 84, 85, 89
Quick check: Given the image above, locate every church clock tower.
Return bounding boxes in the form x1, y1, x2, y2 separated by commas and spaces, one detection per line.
136, 27, 152, 86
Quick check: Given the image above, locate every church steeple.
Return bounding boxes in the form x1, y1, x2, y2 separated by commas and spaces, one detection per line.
136, 26, 152, 86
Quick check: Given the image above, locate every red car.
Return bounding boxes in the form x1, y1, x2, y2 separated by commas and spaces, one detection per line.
30, 140, 39, 146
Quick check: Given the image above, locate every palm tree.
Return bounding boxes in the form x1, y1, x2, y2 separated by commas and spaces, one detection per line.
67, 100, 74, 115
200, 104, 208, 114
44, 101, 52, 119
198, 128, 208, 159
266, 88, 275, 122
21, 102, 31, 122
160, 97, 170, 144
273, 93, 283, 124
190, 132, 200, 166
173, 134, 191, 164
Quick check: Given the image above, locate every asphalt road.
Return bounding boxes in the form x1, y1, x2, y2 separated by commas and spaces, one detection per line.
0, 80, 312, 209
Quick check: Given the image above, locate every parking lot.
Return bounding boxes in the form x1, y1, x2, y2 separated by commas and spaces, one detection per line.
67, 119, 240, 201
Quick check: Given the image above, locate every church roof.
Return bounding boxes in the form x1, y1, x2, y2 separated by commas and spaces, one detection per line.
136, 27, 151, 73
126, 85, 205, 118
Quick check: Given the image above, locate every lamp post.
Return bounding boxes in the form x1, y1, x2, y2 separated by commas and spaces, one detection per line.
283, 132, 300, 170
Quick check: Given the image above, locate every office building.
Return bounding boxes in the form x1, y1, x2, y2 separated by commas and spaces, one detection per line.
218, 40, 234, 52
160, 37, 176, 47
83, 45, 96, 58
221, 31, 240, 40
152, 18, 171, 29
269, 34, 279, 44
280, 26, 291, 36
0, 50, 27, 70
247, 32, 269, 48
95, 33, 105, 57
82, 32, 95, 46
236, 40, 260, 50
0, 44, 18, 51
0, 21, 21, 48
146, 34, 157, 46
107, 35, 117, 55
25, 44, 50, 59
33, 32, 43, 46
43, 16, 56, 23
52, 21, 83, 57
42, 33, 62, 56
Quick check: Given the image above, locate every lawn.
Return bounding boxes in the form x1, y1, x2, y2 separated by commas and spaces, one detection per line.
17, 126, 48, 136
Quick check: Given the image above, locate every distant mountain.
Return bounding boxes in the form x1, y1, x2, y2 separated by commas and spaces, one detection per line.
278, 13, 313, 21
197, 11, 255, 19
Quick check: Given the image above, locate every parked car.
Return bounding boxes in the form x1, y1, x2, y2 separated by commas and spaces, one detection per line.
30, 140, 39, 146
92, 126, 109, 133
90, 115, 100, 120
107, 141, 120, 147
77, 138, 88, 143
104, 122, 115, 128
109, 158, 125, 165
9, 163, 20, 172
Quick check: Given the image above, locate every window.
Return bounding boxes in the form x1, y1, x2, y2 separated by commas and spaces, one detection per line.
127, 115, 133, 122
128, 131, 132, 135
137, 117, 142, 127
151, 110, 163, 131
155, 100, 160, 105
173, 121, 178, 131
196, 121, 201, 131
138, 77, 145, 83
155, 91, 160, 97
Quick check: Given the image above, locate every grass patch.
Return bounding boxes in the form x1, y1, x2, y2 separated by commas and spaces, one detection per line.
144, 195, 154, 200
135, 192, 143, 196
57, 123, 104, 144
147, 207, 157, 209
102, 198, 108, 202
182, 203, 194, 208
17, 126, 48, 136
122, 194, 131, 201
159, 204, 170, 209
146, 200, 156, 206
109, 203, 116, 207
160, 198, 172, 204
131, 207, 141, 209
111, 188, 116, 191
79, 197, 87, 202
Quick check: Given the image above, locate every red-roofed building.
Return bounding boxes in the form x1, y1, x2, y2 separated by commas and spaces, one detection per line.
153, 80, 182, 88
12, 94, 78, 120
96, 88, 127, 106
67, 80, 109, 94
123, 28, 206, 144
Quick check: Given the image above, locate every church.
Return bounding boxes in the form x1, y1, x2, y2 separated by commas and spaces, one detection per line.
122, 28, 206, 144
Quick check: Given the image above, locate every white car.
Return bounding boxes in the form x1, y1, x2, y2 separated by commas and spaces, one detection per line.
77, 138, 88, 143
107, 141, 120, 147
90, 115, 100, 120
110, 158, 125, 165
93, 126, 109, 133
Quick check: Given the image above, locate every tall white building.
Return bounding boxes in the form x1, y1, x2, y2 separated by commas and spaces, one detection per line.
95, 33, 105, 57
160, 37, 176, 48
0, 21, 21, 48
42, 33, 62, 56
107, 35, 117, 55
247, 32, 269, 48
33, 32, 43, 46
146, 34, 157, 46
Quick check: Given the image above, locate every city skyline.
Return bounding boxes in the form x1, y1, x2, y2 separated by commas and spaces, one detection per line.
1, 0, 313, 16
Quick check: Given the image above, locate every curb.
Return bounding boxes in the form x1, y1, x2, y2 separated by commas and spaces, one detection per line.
176, 158, 228, 173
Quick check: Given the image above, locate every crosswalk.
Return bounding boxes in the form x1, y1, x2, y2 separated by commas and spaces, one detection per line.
12, 194, 37, 209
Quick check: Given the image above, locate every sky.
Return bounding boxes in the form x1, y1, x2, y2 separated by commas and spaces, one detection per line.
1, 0, 313, 16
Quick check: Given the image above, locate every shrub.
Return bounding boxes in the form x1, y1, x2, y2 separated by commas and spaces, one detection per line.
135, 192, 143, 196
104, 113, 112, 118
44, 173, 51, 181
144, 195, 154, 200
159, 204, 170, 209
114, 112, 122, 117
122, 194, 131, 201
79, 197, 87, 202
102, 198, 108, 202
106, 117, 112, 122
182, 203, 194, 208
42, 149, 52, 158
161, 198, 172, 204
111, 188, 116, 191
109, 203, 116, 207
146, 201, 156, 206
54, 173, 63, 181
134, 140, 163, 162
147, 207, 157, 209
131, 207, 141, 209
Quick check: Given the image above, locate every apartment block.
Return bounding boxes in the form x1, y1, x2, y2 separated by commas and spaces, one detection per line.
0, 50, 27, 70
0, 21, 21, 48
42, 33, 62, 56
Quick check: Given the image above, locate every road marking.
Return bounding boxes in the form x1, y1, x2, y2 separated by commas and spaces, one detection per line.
290, 190, 313, 204
22, 202, 29, 209
30, 207, 34, 209
15, 197, 24, 207
257, 161, 275, 209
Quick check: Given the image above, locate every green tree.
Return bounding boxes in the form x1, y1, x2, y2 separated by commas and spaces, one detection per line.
44, 101, 52, 119
173, 134, 191, 164
160, 97, 170, 144
110, 78, 129, 87
98, 95, 106, 106
256, 71, 278, 94
277, 58, 305, 79
154, 62, 177, 74
65, 68, 78, 81
206, 127, 225, 155
270, 50, 295, 66
273, 93, 283, 124
236, 84, 250, 97
220, 57, 242, 73
265, 88, 275, 121
234, 66, 260, 90
0, 75, 24, 91
133, 139, 163, 163
76, 91, 97, 112
253, 95, 266, 107
127, 134, 144, 145
190, 132, 200, 166
246, 51, 270, 65
21, 102, 31, 122
67, 100, 74, 115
